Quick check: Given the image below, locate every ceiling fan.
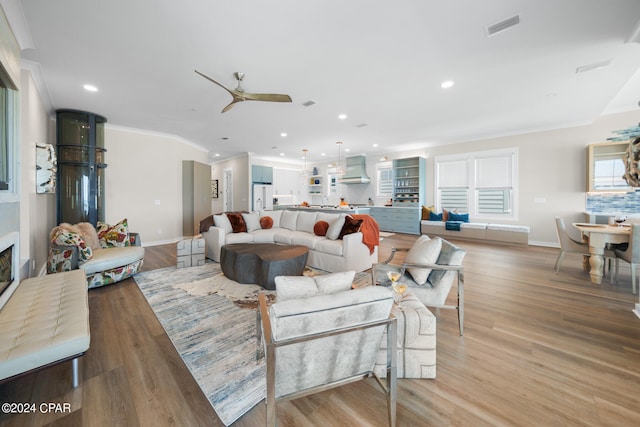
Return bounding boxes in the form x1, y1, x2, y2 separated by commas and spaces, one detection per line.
195, 70, 292, 113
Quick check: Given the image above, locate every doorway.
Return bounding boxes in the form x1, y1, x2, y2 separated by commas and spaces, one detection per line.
223, 168, 233, 212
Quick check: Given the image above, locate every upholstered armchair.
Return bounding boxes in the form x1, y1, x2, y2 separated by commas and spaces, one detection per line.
257, 285, 398, 427
372, 235, 465, 335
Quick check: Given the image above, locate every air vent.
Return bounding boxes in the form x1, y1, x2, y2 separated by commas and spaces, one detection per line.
576, 60, 611, 74
487, 15, 520, 37
356, 123, 368, 128
302, 100, 316, 107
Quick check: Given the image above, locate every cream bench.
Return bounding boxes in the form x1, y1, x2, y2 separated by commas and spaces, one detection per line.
0, 269, 90, 388
420, 220, 529, 244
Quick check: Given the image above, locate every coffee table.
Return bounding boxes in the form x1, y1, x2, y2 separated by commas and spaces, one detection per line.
220, 243, 309, 290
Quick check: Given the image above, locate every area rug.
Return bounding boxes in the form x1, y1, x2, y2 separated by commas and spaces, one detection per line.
134, 262, 371, 425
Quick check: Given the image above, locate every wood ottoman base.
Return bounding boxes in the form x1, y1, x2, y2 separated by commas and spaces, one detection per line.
220, 243, 309, 290
374, 292, 436, 379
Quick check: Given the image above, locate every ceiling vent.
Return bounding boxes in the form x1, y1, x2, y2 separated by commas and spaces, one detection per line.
302, 100, 316, 107
487, 15, 520, 37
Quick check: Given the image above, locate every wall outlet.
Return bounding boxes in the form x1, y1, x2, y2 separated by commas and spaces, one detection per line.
534, 197, 546, 204
154, 199, 161, 205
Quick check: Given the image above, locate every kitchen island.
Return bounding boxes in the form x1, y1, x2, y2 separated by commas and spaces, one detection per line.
274, 205, 371, 215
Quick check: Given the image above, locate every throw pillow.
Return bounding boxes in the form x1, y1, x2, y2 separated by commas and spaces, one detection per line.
96, 218, 130, 248
226, 212, 247, 233
448, 212, 469, 222
421, 205, 433, 220
213, 214, 233, 234
296, 211, 318, 234
275, 276, 319, 301
429, 211, 443, 221
75, 222, 101, 250
260, 216, 273, 229
313, 220, 329, 236
52, 229, 93, 263
242, 212, 261, 232
443, 208, 450, 222
313, 271, 355, 294
405, 235, 442, 285
280, 210, 298, 231
338, 216, 363, 239
428, 238, 466, 285
325, 214, 346, 240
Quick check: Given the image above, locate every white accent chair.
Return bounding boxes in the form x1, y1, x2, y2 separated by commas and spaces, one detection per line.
554, 217, 617, 280
257, 286, 397, 427
371, 236, 465, 335
614, 223, 640, 294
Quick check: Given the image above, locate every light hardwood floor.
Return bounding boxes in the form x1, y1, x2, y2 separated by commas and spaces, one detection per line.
1, 235, 639, 426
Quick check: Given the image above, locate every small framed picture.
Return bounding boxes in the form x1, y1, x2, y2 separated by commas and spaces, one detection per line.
212, 179, 219, 198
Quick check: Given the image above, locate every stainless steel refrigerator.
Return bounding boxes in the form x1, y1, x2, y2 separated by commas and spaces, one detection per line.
253, 184, 274, 211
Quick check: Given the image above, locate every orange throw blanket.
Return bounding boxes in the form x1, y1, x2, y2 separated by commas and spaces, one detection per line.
353, 214, 380, 255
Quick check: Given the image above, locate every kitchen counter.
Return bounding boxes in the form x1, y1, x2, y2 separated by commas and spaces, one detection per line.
277, 206, 371, 214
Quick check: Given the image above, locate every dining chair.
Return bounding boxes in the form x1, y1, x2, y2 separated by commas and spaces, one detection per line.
614, 223, 640, 294
554, 217, 617, 280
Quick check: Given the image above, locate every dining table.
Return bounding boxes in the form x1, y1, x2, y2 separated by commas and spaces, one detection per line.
572, 222, 630, 284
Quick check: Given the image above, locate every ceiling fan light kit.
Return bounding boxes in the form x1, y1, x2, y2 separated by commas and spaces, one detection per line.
195, 70, 292, 113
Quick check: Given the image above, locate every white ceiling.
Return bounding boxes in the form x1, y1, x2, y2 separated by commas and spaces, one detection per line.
6, 0, 640, 163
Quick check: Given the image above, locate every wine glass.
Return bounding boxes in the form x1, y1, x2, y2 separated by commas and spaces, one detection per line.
387, 271, 407, 305
614, 214, 627, 227
387, 271, 401, 286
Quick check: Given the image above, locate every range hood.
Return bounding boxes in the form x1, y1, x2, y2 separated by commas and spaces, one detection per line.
338, 155, 371, 184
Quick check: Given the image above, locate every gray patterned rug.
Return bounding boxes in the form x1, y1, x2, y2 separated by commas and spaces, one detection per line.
134, 261, 371, 425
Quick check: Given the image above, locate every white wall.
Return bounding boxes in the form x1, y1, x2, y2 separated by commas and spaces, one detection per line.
105, 126, 208, 246
20, 69, 55, 275
425, 110, 640, 246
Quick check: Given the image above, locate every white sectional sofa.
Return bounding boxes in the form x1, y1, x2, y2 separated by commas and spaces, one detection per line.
420, 220, 530, 244
202, 210, 378, 273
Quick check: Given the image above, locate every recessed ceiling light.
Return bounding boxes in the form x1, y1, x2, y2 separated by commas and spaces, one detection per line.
83, 84, 98, 92
214, 153, 220, 157
338, 114, 347, 120
373, 144, 379, 147
321, 153, 326, 156
280, 132, 287, 137
280, 153, 285, 156
441, 80, 454, 89
345, 148, 350, 152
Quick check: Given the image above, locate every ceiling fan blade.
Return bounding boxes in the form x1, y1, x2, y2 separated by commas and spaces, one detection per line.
243, 93, 292, 103
194, 69, 235, 96
221, 100, 240, 113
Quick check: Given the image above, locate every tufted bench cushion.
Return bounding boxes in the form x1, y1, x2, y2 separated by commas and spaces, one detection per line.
0, 269, 90, 386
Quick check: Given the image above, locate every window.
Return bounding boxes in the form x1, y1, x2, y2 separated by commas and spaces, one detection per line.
376, 161, 393, 197
0, 71, 18, 195
593, 155, 627, 190
436, 148, 518, 219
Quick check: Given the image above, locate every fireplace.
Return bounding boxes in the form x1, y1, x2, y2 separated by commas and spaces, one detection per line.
0, 232, 19, 309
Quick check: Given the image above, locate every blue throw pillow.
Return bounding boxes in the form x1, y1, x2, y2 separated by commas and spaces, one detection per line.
429, 211, 443, 221
448, 212, 469, 222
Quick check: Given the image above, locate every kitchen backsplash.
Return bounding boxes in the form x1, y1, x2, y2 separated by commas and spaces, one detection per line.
586, 190, 640, 213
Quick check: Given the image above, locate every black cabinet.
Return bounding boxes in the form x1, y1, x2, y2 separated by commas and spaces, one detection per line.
56, 110, 107, 225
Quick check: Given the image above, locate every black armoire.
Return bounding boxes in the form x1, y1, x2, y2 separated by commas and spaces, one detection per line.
56, 109, 107, 225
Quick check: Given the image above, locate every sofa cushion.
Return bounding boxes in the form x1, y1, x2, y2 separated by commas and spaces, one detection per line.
405, 235, 442, 285
214, 214, 233, 234
96, 218, 131, 248
291, 233, 324, 249
242, 212, 261, 232
225, 232, 254, 244
80, 246, 145, 275
325, 214, 346, 240
314, 239, 344, 256
260, 210, 282, 228
280, 210, 298, 231
227, 212, 247, 233
273, 229, 296, 245
296, 211, 318, 234
252, 228, 279, 242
